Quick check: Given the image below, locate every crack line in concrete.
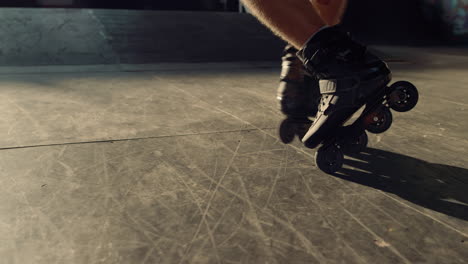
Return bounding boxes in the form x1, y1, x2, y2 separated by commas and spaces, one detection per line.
0, 127, 273, 151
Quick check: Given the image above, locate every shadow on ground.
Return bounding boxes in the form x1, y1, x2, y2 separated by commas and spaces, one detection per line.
335, 148, 468, 221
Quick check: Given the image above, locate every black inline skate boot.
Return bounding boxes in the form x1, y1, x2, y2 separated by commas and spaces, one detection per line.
297, 26, 419, 174
277, 44, 320, 144
296, 25, 392, 150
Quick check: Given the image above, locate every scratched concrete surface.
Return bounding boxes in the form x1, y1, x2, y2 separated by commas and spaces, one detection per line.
0, 46, 467, 264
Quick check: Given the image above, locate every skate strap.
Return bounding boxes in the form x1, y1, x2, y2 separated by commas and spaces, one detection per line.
319, 78, 359, 94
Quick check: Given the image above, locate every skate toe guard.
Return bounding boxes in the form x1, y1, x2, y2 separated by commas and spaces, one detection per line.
302, 102, 359, 149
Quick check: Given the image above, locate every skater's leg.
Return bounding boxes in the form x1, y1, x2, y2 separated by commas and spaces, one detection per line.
260, 0, 346, 143
311, 0, 348, 26
297, 26, 391, 149
277, 44, 319, 118
277, 44, 319, 144
244, 0, 390, 150
240, 0, 326, 48
276, 0, 348, 117
241, 0, 347, 48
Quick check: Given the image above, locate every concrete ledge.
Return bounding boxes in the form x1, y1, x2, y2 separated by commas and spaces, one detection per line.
0, 61, 278, 74
0, 8, 285, 67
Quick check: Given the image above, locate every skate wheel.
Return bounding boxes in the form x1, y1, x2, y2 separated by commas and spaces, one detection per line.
342, 132, 368, 155
295, 119, 312, 140
315, 145, 344, 174
389, 81, 419, 112
364, 107, 393, 134
279, 119, 295, 144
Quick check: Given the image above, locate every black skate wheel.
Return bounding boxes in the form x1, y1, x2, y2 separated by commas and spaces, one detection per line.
295, 119, 312, 140
342, 132, 368, 155
364, 107, 393, 134
315, 145, 344, 174
389, 81, 419, 112
279, 119, 296, 144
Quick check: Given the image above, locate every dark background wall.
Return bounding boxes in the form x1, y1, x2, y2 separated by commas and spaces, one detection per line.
347, 0, 468, 44
341, 0, 451, 45
0, 0, 241, 11
0, 0, 465, 44
0, 0, 37, 7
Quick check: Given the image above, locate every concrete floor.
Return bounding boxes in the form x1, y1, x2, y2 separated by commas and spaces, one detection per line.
0, 47, 467, 264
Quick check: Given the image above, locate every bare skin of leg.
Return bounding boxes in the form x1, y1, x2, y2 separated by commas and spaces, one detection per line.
241, 0, 347, 48
311, 0, 348, 26
241, 0, 326, 48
